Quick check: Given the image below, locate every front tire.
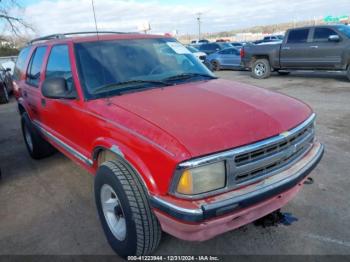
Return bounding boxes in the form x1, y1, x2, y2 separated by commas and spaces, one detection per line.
95, 160, 161, 258
211, 60, 221, 71
251, 59, 271, 79
0, 85, 9, 104
347, 66, 350, 81
21, 113, 56, 159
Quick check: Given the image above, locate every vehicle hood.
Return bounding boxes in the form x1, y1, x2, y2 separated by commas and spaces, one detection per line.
103, 79, 312, 158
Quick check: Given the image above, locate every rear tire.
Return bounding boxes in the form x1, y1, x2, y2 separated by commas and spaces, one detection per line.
251, 59, 271, 79
95, 160, 161, 258
21, 113, 56, 159
0, 85, 9, 104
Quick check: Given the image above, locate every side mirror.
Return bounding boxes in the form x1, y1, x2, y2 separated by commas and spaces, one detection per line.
329, 35, 340, 42
42, 77, 76, 99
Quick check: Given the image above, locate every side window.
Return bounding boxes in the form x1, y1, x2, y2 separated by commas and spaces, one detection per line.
219, 49, 229, 55
287, 29, 309, 44
13, 46, 31, 81
314, 28, 338, 42
213, 44, 220, 50
26, 46, 47, 87
231, 49, 239, 55
200, 44, 209, 51
45, 45, 74, 91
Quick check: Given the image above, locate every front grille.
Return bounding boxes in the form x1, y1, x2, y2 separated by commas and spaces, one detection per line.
199, 55, 206, 60
174, 114, 317, 199
232, 119, 315, 184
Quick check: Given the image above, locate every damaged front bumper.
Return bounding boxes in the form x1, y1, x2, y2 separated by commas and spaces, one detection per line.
150, 142, 324, 241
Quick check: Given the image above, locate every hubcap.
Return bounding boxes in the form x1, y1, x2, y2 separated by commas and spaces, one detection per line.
255, 63, 266, 77
24, 125, 33, 152
101, 184, 126, 241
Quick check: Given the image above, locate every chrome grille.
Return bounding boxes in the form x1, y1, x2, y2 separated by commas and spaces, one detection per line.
233, 118, 315, 183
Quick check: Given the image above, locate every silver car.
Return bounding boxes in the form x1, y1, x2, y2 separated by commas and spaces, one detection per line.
206, 48, 241, 71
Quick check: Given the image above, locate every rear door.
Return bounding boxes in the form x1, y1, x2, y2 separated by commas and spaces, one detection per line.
308, 27, 345, 69
13, 46, 31, 99
23, 45, 48, 121
280, 28, 313, 68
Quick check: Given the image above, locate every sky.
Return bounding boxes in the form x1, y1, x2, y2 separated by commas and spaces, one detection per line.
12, 0, 350, 36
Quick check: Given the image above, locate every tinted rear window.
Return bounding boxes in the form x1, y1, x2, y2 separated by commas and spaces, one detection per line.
200, 44, 216, 50
287, 29, 309, 44
26, 46, 47, 87
13, 47, 31, 81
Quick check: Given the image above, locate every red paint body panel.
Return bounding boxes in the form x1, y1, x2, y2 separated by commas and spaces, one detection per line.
154, 179, 305, 241
15, 34, 319, 242
15, 34, 312, 194
109, 79, 312, 157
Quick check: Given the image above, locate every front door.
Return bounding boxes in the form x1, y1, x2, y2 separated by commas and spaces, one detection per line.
38, 44, 92, 165
280, 28, 313, 69
308, 27, 345, 69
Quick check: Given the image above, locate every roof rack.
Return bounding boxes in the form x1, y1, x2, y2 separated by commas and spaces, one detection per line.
28, 31, 138, 45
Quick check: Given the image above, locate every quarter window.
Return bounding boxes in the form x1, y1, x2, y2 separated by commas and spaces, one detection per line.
27, 46, 47, 87
13, 46, 31, 81
314, 28, 338, 42
287, 29, 309, 44
45, 45, 74, 91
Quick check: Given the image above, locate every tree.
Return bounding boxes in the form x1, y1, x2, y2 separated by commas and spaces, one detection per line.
0, 0, 33, 36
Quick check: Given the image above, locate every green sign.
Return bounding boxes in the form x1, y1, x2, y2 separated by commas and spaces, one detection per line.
324, 15, 349, 23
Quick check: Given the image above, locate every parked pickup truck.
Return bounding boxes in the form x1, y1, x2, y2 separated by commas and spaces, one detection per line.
15, 32, 324, 258
241, 25, 350, 80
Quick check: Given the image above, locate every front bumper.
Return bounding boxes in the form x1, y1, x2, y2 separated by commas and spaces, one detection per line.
150, 142, 324, 241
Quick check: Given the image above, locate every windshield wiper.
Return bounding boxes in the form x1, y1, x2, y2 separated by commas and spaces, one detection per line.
92, 79, 171, 94
161, 73, 217, 82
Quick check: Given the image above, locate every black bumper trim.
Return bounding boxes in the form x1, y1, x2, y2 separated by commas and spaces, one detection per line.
150, 144, 324, 223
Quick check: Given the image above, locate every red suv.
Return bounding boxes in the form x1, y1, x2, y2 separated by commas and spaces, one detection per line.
14, 32, 324, 258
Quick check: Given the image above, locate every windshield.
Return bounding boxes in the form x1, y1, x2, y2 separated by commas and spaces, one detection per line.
337, 25, 350, 38
74, 38, 214, 99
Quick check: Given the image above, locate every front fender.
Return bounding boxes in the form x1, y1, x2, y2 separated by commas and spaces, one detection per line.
91, 137, 160, 195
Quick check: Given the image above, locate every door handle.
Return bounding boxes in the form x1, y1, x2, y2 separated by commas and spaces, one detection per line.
23, 90, 28, 97
282, 47, 290, 50
41, 98, 46, 107
310, 46, 319, 49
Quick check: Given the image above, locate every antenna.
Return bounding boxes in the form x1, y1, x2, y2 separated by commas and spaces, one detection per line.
91, 0, 99, 38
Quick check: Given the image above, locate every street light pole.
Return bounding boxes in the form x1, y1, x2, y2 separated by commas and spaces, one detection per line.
196, 13, 202, 40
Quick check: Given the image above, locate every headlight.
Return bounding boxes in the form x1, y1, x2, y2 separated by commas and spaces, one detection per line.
176, 161, 226, 195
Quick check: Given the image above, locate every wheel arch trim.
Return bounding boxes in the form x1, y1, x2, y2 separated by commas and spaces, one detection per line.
92, 139, 160, 195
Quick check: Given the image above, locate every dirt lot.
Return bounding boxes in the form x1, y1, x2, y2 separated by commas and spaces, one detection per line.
0, 71, 350, 255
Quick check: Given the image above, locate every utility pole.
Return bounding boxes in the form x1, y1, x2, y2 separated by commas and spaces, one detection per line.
196, 12, 202, 40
